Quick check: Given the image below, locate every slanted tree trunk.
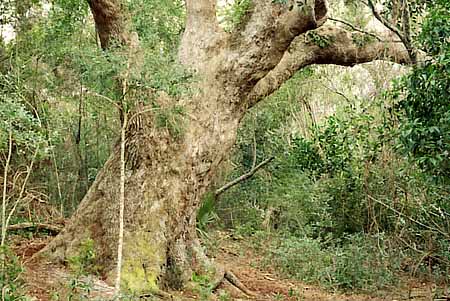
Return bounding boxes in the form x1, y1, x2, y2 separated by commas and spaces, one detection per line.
40, 0, 412, 293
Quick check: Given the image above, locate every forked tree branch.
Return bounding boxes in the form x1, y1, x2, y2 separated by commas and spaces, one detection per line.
215, 0, 328, 95
366, 0, 416, 63
244, 25, 411, 108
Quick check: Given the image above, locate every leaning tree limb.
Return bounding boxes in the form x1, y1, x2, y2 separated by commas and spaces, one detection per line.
215, 157, 274, 198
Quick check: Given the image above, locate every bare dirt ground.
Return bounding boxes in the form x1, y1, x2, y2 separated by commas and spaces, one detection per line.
11, 231, 446, 301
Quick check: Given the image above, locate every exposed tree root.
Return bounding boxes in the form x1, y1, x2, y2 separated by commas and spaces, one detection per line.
211, 266, 256, 298
210, 265, 226, 292
194, 242, 256, 298
140, 289, 173, 300
224, 270, 256, 297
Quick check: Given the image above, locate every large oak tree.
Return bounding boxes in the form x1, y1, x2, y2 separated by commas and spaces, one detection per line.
40, 0, 411, 293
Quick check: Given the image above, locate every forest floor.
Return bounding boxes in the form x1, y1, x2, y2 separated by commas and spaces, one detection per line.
10, 230, 442, 301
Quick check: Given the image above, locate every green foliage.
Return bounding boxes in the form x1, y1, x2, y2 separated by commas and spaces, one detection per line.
0, 246, 25, 301
219, 63, 450, 291
0, 0, 190, 218
191, 272, 214, 300
197, 193, 219, 234
128, 0, 184, 51
219, 0, 252, 32
395, 2, 450, 178
266, 234, 396, 292
315, 108, 380, 175
267, 236, 330, 283
351, 32, 375, 48
306, 31, 333, 48
154, 105, 186, 139
67, 238, 99, 276
0, 92, 46, 156
264, 172, 332, 236
65, 277, 93, 301
288, 137, 323, 173
419, 1, 450, 56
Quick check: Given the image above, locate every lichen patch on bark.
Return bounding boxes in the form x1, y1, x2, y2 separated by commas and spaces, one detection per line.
119, 231, 163, 292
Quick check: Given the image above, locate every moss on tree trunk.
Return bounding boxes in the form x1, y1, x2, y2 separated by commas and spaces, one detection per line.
40, 92, 241, 292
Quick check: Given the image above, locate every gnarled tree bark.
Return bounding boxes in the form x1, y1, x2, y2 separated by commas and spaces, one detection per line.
39, 0, 413, 294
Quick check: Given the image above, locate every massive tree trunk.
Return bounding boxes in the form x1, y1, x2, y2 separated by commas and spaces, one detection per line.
40, 0, 412, 293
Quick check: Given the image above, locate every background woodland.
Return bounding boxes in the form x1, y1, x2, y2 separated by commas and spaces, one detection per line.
0, 0, 449, 299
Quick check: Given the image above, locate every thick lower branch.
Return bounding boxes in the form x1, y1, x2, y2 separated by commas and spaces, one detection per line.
244, 25, 411, 108
224, 0, 328, 91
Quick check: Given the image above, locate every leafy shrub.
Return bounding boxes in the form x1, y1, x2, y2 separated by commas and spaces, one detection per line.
0, 246, 25, 301
267, 236, 331, 283
327, 235, 396, 291
0, 85, 47, 156
67, 238, 99, 275
288, 137, 323, 174
219, 0, 252, 32
314, 108, 380, 176
264, 172, 333, 236
266, 234, 397, 292
395, 1, 450, 179
215, 2, 450, 291
197, 193, 219, 235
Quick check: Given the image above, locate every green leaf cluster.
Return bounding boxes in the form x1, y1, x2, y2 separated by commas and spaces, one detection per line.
218, 0, 252, 32
0, 246, 25, 301
395, 1, 450, 178
306, 31, 334, 48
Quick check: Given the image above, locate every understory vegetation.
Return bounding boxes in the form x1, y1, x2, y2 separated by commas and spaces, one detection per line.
0, 0, 449, 299
213, 0, 450, 293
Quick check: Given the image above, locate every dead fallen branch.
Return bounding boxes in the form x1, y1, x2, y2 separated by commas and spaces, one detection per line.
5, 222, 62, 235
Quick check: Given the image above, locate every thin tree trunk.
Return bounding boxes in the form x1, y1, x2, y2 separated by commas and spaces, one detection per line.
115, 110, 126, 294
1, 131, 12, 247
